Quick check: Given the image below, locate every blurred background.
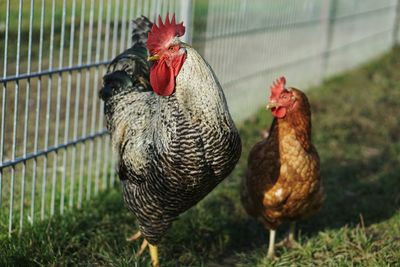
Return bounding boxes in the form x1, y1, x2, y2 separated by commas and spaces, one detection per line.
0, 0, 399, 266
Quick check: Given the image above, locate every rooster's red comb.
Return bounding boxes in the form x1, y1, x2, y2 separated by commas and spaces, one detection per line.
147, 13, 185, 54
270, 76, 286, 100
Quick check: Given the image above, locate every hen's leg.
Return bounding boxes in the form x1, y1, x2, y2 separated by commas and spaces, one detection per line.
276, 222, 301, 248
267, 229, 276, 259
286, 222, 301, 248
288, 222, 299, 246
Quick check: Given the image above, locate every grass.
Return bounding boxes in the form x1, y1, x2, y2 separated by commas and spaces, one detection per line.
1, 38, 400, 267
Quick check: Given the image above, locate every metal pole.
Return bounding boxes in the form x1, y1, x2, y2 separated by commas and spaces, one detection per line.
102, 0, 113, 191
0, 0, 11, 219
74, 0, 86, 209
53, 0, 67, 216
81, 0, 96, 202
91, 0, 105, 197
20, 0, 35, 233
41, 0, 57, 221
322, 0, 337, 79
31, 0, 46, 224
180, 0, 194, 44
393, 0, 400, 45
64, 0, 77, 211
119, 0, 128, 53
10, 0, 23, 236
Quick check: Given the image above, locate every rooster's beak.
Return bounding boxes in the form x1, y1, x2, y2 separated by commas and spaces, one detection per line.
147, 54, 160, 61
266, 102, 278, 110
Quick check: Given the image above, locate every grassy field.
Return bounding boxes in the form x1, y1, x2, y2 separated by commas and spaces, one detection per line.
1, 40, 400, 267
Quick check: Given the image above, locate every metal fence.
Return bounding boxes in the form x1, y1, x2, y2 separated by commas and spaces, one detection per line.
0, 0, 188, 237
0, 0, 399, 236
196, 0, 400, 121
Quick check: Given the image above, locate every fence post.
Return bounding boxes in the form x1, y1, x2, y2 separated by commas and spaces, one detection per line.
393, 0, 400, 45
322, 0, 338, 79
180, 0, 194, 44
191, 0, 209, 55
152, 0, 161, 21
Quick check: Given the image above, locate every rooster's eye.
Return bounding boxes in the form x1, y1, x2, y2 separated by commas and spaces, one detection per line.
169, 46, 176, 51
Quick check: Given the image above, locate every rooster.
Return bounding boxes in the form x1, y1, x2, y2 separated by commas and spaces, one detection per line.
241, 77, 324, 259
99, 14, 241, 266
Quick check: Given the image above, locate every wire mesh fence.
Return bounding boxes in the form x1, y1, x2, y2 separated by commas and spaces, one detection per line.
195, 0, 400, 121
0, 0, 186, 237
0, 0, 399, 237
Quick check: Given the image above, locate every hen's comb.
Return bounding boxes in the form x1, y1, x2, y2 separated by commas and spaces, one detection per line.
147, 13, 185, 54
270, 76, 286, 99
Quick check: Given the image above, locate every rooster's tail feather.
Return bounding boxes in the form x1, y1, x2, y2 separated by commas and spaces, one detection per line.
99, 16, 152, 101
131, 16, 152, 49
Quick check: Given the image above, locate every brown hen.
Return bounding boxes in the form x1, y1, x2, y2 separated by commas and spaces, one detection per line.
241, 77, 324, 259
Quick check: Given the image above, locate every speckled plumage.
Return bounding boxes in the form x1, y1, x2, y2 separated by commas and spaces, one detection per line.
100, 16, 241, 245
241, 88, 324, 230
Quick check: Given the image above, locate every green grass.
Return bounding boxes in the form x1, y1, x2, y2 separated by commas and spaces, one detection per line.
1, 47, 400, 266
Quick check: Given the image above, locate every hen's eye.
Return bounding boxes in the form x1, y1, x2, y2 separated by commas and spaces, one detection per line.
169, 46, 176, 51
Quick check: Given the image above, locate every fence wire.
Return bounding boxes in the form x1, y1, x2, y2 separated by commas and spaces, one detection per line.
0, 0, 184, 236
0, 0, 399, 236
193, 0, 400, 121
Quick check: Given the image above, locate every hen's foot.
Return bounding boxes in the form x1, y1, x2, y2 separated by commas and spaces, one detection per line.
266, 251, 278, 260
267, 229, 278, 260
275, 222, 301, 249
275, 236, 301, 249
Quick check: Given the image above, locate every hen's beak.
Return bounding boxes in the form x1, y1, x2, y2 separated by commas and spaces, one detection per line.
147, 54, 160, 61
266, 102, 278, 110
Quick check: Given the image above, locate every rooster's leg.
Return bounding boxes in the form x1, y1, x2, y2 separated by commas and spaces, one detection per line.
127, 231, 142, 242
127, 231, 159, 266
149, 244, 160, 267
127, 230, 148, 256
136, 239, 149, 257
267, 229, 276, 259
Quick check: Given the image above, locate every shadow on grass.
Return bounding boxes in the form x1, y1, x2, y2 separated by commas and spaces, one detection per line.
158, 145, 400, 266
302, 148, 400, 234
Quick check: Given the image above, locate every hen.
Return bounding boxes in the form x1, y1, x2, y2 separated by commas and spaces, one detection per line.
241, 77, 324, 259
99, 15, 241, 266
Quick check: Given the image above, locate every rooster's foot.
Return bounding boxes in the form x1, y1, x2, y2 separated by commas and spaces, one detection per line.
126, 230, 159, 266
